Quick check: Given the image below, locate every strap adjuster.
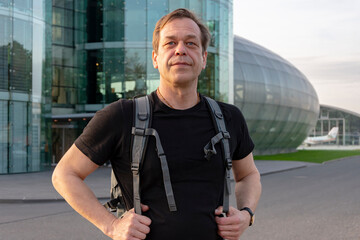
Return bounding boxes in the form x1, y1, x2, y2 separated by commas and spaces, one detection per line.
222, 131, 230, 139
131, 163, 139, 174
226, 158, 232, 169
132, 127, 145, 136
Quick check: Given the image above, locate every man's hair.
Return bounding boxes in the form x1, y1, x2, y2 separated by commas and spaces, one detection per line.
152, 8, 211, 54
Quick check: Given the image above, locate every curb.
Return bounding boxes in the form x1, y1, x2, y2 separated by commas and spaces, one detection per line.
0, 197, 109, 204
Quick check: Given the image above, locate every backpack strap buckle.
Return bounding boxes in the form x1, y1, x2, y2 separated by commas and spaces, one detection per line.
204, 131, 231, 160
222, 131, 230, 139
132, 127, 145, 136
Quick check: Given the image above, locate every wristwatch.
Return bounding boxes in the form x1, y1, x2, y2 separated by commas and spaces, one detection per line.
240, 207, 255, 226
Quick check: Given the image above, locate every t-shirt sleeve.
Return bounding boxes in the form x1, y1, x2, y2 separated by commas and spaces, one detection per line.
228, 105, 254, 160
74, 100, 128, 165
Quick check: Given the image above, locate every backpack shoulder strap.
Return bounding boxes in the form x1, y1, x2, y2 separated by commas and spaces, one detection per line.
104, 97, 150, 215
131, 95, 177, 214
203, 97, 232, 214
131, 95, 151, 214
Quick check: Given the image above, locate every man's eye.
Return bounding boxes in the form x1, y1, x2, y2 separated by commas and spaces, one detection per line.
167, 41, 175, 45
187, 42, 195, 46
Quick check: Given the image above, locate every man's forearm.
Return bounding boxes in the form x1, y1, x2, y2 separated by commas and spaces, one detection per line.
52, 167, 116, 236
234, 170, 262, 211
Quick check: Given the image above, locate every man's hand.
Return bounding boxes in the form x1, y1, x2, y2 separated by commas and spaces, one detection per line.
215, 206, 250, 240
107, 204, 151, 240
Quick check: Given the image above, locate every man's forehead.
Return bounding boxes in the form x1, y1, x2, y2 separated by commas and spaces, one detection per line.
160, 18, 201, 38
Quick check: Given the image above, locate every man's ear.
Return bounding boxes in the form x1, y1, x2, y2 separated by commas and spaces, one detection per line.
202, 51, 208, 69
152, 50, 158, 69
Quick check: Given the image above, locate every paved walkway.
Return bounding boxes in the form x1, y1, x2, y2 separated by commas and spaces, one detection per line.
0, 161, 316, 202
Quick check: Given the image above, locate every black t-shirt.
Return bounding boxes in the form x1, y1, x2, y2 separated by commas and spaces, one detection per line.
75, 91, 254, 240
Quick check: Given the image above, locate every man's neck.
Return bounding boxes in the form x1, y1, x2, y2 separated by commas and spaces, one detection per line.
157, 84, 199, 110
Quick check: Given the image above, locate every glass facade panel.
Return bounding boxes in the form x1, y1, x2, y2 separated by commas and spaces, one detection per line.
104, 48, 124, 101
52, 66, 76, 104
13, 0, 32, 14
9, 101, 28, 173
12, 18, 32, 91
146, 49, 159, 92
53, 46, 74, 66
234, 36, 319, 154
53, 0, 73, 9
76, 49, 87, 104
0, 100, 8, 173
103, 0, 124, 41
169, 0, 186, 11
0, 0, 11, 7
33, 0, 44, 19
0, 15, 10, 90
147, 0, 168, 42
53, 7, 74, 28
52, 26, 74, 46
189, 0, 203, 15
124, 48, 147, 98
199, 51, 217, 97
125, 0, 146, 41
86, 0, 102, 43
0, 1, 52, 173
52, 2, 78, 107
85, 49, 103, 104
74, 1, 86, 45
30, 102, 40, 172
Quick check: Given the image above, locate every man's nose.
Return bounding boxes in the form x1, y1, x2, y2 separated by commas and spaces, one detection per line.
175, 42, 187, 56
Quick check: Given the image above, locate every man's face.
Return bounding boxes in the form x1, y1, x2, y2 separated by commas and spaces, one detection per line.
152, 18, 207, 87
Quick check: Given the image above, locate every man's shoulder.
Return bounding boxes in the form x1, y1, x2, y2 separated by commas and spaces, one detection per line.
97, 98, 134, 118
213, 100, 244, 121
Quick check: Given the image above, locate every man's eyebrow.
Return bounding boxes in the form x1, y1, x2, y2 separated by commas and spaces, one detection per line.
163, 34, 199, 40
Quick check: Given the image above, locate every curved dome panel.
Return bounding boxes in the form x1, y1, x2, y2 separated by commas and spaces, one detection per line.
234, 36, 320, 154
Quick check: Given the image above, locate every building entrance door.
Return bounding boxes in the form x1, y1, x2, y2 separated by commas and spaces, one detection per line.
52, 124, 78, 164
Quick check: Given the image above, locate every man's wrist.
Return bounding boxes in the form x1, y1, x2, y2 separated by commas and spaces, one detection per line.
102, 213, 118, 238
240, 207, 255, 226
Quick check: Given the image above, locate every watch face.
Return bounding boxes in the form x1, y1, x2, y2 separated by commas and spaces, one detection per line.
250, 215, 255, 226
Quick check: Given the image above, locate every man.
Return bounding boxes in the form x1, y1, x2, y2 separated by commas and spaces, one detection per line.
52, 8, 261, 240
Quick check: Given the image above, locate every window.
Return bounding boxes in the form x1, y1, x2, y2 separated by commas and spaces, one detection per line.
11, 18, 32, 91
0, 16, 10, 89
125, 0, 146, 41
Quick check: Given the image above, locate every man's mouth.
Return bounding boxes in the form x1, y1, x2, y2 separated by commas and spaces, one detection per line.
172, 62, 191, 66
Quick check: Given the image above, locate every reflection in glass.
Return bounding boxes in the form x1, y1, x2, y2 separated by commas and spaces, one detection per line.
12, 19, 32, 91
14, 0, 32, 14
0, 15, 10, 89
125, 0, 146, 41
234, 36, 319, 154
0, 100, 8, 173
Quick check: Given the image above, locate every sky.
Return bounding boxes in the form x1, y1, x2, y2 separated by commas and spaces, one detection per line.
233, 0, 360, 114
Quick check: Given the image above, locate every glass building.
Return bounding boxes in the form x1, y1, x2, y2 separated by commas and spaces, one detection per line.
0, 1, 52, 173
51, 0, 233, 163
310, 105, 360, 146
1, 0, 326, 173
234, 36, 320, 154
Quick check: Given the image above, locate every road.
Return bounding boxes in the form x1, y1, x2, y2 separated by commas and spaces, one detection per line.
242, 156, 360, 240
1, 156, 359, 239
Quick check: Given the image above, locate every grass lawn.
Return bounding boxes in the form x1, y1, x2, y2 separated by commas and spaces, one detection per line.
254, 150, 360, 163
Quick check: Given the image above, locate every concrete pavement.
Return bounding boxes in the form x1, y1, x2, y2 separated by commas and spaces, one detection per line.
0, 160, 317, 203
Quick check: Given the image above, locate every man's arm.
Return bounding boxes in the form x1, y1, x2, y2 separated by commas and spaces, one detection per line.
233, 152, 262, 212
215, 152, 262, 240
52, 144, 151, 240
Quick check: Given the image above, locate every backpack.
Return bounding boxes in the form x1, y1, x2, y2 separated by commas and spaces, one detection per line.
104, 95, 232, 217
